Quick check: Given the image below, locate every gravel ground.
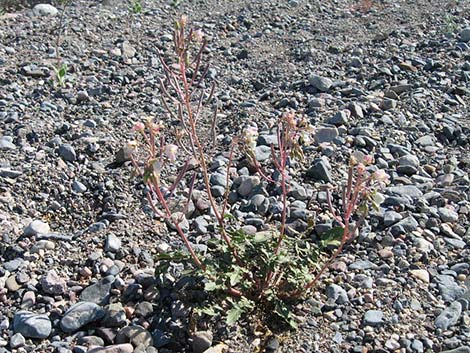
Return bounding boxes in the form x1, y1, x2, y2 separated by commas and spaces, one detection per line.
0, 0, 469, 352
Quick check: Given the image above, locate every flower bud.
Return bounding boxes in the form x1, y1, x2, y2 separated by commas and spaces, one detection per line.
132, 122, 145, 132
193, 29, 203, 42
164, 144, 178, 162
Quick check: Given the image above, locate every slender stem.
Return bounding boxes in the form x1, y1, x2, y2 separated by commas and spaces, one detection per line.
150, 177, 204, 269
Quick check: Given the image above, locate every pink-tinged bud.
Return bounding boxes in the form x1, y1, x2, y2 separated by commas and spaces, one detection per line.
372, 169, 390, 185
284, 112, 297, 129
193, 29, 203, 42
363, 155, 374, 165
132, 122, 145, 132
356, 163, 366, 174
164, 144, 178, 162
179, 15, 188, 27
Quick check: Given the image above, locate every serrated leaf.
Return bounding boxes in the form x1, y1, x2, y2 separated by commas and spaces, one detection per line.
204, 281, 217, 291
229, 270, 242, 287
226, 307, 243, 325
320, 226, 344, 248
200, 306, 218, 316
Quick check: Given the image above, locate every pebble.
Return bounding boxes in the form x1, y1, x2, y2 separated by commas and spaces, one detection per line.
363, 310, 383, 327
87, 344, 134, 353
0, 136, 16, 150
309, 75, 333, 92
24, 220, 50, 236
192, 331, 213, 353
435, 301, 462, 330
59, 144, 77, 162
115, 325, 153, 348
326, 284, 349, 304
438, 207, 459, 223
40, 270, 67, 295
410, 269, 430, 283
9, 333, 25, 349
105, 234, 122, 253
306, 158, 332, 182
80, 275, 114, 304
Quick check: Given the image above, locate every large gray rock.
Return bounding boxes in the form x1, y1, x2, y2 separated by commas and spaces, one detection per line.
435, 301, 462, 330
60, 302, 105, 333
32, 4, 58, 16
13, 311, 51, 339
309, 75, 333, 92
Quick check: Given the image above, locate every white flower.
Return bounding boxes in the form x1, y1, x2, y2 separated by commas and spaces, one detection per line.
164, 144, 178, 162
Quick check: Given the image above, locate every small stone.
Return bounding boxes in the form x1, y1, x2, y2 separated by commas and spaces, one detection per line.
6, 276, 21, 292
397, 154, 420, 175
32, 3, 58, 16
254, 145, 271, 161
121, 41, 136, 59
385, 338, 400, 350
306, 159, 332, 182
72, 180, 87, 193
115, 326, 153, 348
309, 75, 333, 92
460, 27, 470, 42
410, 269, 430, 283
435, 301, 462, 330
135, 301, 153, 318
438, 207, 459, 223
363, 310, 383, 326
40, 270, 67, 295
0, 136, 16, 150
87, 344, 134, 353
349, 260, 378, 270
59, 144, 77, 162
166, 212, 189, 232
326, 284, 349, 304
105, 234, 122, 252
80, 275, 114, 305
21, 291, 36, 309
13, 311, 51, 339
104, 303, 127, 327
327, 110, 350, 126
237, 176, 260, 197
9, 333, 25, 349
24, 220, 50, 236
314, 126, 339, 144
60, 302, 105, 333
192, 331, 213, 353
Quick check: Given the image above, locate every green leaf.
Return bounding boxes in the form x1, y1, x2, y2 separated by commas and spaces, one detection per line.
204, 281, 217, 291
253, 231, 271, 243
320, 227, 344, 248
226, 307, 243, 325
274, 301, 298, 330
229, 269, 242, 286
200, 306, 218, 316
58, 66, 66, 78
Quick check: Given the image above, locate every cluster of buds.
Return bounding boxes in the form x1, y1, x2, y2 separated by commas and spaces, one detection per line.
280, 113, 314, 160
242, 125, 259, 152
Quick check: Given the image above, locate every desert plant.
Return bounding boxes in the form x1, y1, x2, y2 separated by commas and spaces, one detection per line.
129, 16, 390, 329
129, 0, 142, 14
